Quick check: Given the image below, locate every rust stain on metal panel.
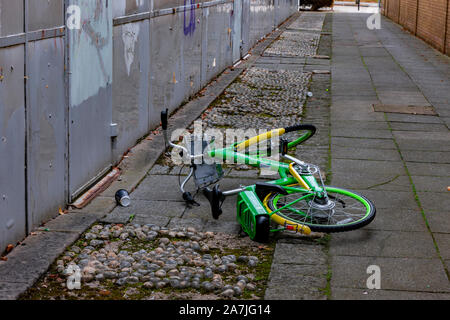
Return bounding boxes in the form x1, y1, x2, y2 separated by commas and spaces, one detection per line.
71, 167, 120, 209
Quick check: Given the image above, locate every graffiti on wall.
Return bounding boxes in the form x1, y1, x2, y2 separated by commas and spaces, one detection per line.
184, 0, 196, 36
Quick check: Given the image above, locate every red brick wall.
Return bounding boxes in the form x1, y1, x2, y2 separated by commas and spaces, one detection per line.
383, 0, 450, 55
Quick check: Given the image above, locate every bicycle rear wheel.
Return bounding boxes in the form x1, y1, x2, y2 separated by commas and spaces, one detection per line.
264, 186, 376, 233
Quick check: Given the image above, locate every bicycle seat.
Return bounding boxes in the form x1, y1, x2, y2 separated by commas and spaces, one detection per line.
203, 184, 224, 220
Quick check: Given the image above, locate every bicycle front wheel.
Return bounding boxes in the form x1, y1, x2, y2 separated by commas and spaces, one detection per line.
264, 186, 376, 233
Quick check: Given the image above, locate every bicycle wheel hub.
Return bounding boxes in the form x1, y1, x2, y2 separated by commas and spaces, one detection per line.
309, 198, 336, 211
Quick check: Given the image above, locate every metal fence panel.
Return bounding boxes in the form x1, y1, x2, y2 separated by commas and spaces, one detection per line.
0, 0, 23, 36
204, 2, 233, 82
113, 0, 149, 17
27, 0, 64, 31
26, 37, 67, 230
112, 19, 150, 162
68, 0, 113, 200
232, 0, 243, 63
0, 45, 26, 251
249, 0, 275, 49
241, 0, 251, 55
149, 7, 203, 128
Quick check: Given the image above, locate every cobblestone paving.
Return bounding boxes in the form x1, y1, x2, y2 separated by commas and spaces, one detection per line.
265, 12, 326, 57
23, 224, 274, 300
202, 67, 311, 131
289, 12, 327, 30
265, 31, 320, 57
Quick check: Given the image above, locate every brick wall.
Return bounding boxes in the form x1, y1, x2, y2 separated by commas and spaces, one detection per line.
382, 0, 450, 55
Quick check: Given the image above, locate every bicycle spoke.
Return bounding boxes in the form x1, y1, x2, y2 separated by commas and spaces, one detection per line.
270, 187, 373, 229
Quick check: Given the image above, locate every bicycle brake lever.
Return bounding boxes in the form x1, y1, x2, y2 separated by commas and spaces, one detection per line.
183, 192, 200, 207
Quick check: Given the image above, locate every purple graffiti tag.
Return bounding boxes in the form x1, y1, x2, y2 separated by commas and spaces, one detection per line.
184, 0, 196, 36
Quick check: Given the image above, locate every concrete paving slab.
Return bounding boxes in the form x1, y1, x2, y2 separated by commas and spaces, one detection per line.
402, 150, 450, 163
39, 211, 106, 233
417, 192, 450, 213
385, 113, 443, 124
0, 231, 81, 299
69, 196, 116, 214
109, 199, 186, 219
434, 234, 450, 260
332, 146, 401, 161
272, 242, 327, 265
264, 263, 328, 300
330, 230, 438, 259
389, 122, 449, 132
330, 171, 410, 191
406, 162, 450, 177
330, 256, 450, 292
331, 109, 386, 121
331, 159, 405, 175
332, 136, 397, 150
331, 128, 392, 139
331, 120, 390, 130
365, 207, 427, 232
425, 211, 450, 234
183, 195, 237, 223
348, 189, 417, 210
166, 217, 208, 232
393, 131, 450, 142
0, 282, 29, 300
411, 176, 450, 192
331, 287, 450, 300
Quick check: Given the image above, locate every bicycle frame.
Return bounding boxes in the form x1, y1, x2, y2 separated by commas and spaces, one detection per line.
205, 133, 327, 236
160, 109, 322, 239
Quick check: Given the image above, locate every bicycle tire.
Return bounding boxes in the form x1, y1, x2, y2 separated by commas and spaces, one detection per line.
284, 124, 316, 150
264, 186, 376, 233
253, 215, 270, 243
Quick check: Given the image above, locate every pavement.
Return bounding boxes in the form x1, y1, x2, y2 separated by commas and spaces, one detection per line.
1, 6, 450, 300
328, 9, 450, 299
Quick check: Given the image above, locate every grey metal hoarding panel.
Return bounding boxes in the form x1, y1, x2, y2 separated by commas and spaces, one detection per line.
0, 45, 26, 251
148, 7, 203, 128
204, 2, 233, 82
112, 19, 150, 162
232, 0, 242, 63
241, 0, 250, 55
153, 0, 212, 11
26, 37, 67, 229
27, 0, 64, 31
68, 0, 113, 200
153, 0, 184, 10
113, 0, 150, 18
249, 0, 275, 48
0, 0, 23, 36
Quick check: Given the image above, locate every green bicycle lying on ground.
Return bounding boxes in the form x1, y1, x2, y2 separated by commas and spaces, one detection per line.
161, 110, 376, 242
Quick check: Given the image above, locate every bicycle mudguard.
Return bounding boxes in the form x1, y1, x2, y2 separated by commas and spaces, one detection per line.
236, 190, 270, 241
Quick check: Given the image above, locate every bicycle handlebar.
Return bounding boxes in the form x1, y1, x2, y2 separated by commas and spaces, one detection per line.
235, 124, 317, 152
161, 109, 168, 130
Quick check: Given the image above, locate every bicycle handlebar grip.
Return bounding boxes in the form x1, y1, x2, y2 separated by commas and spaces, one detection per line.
284, 124, 317, 135
161, 109, 168, 130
